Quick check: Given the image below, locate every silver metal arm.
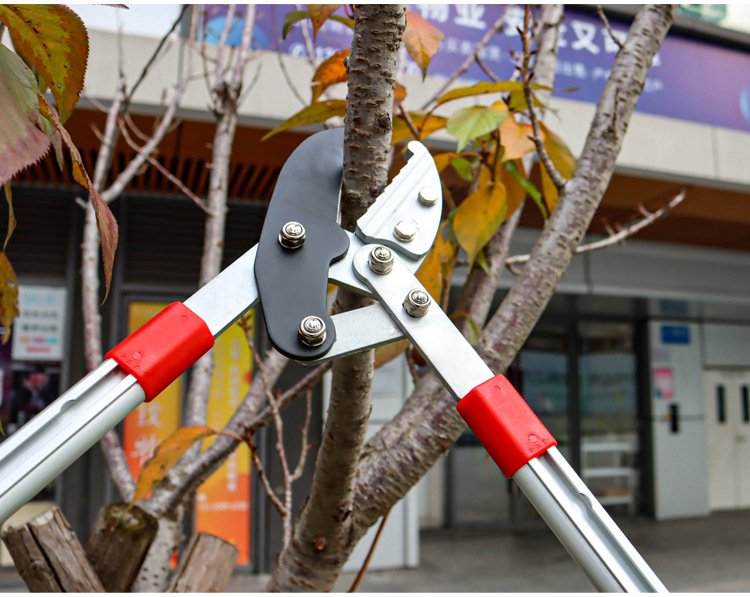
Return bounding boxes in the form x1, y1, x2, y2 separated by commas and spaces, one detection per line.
351, 243, 667, 593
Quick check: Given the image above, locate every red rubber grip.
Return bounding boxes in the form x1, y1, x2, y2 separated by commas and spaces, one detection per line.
457, 374, 556, 479
105, 302, 214, 402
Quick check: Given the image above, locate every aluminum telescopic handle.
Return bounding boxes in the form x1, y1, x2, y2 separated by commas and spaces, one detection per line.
0, 361, 144, 524
351, 244, 667, 593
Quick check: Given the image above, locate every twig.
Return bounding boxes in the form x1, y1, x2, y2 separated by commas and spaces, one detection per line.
270, 5, 307, 106
290, 388, 313, 482
249, 443, 286, 514
505, 188, 687, 271
420, 5, 512, 110
398, 105, 422, 141
118, 118, 210, 213
126, 5, 188, 106
475, 55, 500, 82
348, 510, 392, 592
232, 4, 256, 87
295, 3, 317, 69
597, 6, 625, 51
520, 5, 567, 191
213, 4, 236, 91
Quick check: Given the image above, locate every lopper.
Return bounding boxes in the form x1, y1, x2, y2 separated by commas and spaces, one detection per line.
0, 129, 667, 592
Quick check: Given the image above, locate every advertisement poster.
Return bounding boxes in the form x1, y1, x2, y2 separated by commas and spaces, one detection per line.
195, 311, 254, 567
122, 303, 183, 481
12, 286, 67, 362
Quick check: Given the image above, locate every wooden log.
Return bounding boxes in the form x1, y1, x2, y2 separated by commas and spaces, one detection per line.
167, 532, 239, 592
85, 502, 159, 592
1, 507, 104, 592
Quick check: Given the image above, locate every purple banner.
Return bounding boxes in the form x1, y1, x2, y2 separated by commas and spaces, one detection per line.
203, 5, 750, 132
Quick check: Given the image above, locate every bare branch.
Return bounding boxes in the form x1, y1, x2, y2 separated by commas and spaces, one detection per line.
598, 5, 625, 51
347, 510, 392, 593
520, 6, 567, 191
420, 6, 511, 109
475, 54, 500, 82
295, 3, 317, 69
398, 105, 422, 141
505, 188, 686, 270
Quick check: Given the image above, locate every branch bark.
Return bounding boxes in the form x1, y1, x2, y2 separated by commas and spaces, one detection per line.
266, 5, 406, 592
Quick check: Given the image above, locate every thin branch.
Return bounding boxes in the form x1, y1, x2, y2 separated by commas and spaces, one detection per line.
475, 54, 501, 82
295, 3, 317, 69
347, 509, 392, 592
213, 4, 236, 91
505, 188, 686, 270
398, 105, 422, 141
420, 5, 511, 109
118, 119, 211, 213
597, 5, 625, 51
232, 4, 256, 87
250, 442, 286, 515
520, 5, 567, 191
290, 388, 313, 482
126, 5, 188, 106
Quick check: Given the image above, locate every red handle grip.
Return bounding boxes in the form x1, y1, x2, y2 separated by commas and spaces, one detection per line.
456, 374, 557, 478
106, 302, 214, 402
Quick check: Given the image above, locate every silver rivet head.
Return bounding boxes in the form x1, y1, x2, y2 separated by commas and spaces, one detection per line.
279, 221, 306, 249
393, 219, 418, 242
299, 316, 326, 346
418, 187, 439, 207
368, 245, 394, 275
403, 288, 431, 318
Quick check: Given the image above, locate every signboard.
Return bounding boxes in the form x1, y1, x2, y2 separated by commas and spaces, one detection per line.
195, 311, 254, 567
204, 4, 750, 132
11, 286, 67, 361
661, 324, 691, 345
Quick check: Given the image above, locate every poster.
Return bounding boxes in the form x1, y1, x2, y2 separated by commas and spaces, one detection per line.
195, 310, 254, 566
11, 286, 67, 362
654, 368, 674, 399
122, 303, 183, 480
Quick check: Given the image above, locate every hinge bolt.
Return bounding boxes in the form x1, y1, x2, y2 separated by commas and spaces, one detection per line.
418, 187, 439, 207
299, 316, 326, 346
368, 245, 394, 275
279, 221, 306, 249
403, 288, 431, 318
393, 219, 418, 242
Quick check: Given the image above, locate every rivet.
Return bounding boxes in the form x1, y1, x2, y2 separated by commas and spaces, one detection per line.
403, 288, 431, 318
393, 219, 417, 242
279, 221, 306, 249
298, 316, 326, 346
418, 187, 439, 207
368, 245, 395, 275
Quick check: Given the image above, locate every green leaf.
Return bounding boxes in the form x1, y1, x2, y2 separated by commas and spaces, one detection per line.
451, 156, 474, 182
446, 104, 507, 151
505, 159, 546, 219
436, 81, 524, 105
3, 183, 16, 253
452, 167, 507, 266
282, 9, 309, 39
0, 251, 19, 345
262, 100, 347, 141
0, 4, 88, 123
0, 44, 51, 187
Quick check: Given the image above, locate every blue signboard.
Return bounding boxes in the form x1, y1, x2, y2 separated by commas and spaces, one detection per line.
203, 5, 750, 133
661, 325, 691, 345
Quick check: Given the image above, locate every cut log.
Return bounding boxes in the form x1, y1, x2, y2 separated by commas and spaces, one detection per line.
85, 502, 159, 592
1, 507, 104, 592
167, 532, 239, 592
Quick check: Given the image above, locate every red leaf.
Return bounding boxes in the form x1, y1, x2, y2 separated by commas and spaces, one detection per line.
307, 4, 341, 41
311, 49, 349, 102
38, 95, 119, 301
403, 11, 444, 80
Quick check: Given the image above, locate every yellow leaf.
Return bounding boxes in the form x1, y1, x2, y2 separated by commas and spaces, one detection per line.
403, 11, 444, 79
453, 167, 507, 265
131, 425, 217, 504
262, 100, 347, 141
502, 159, 527, 217
393, 82, 407, 113
432, 152, 460, 173
499, 117, 539, 162
311, 49, 349, 102
539, 122, 576, 213
0, 252, 19, 344
416, 221, 456, 302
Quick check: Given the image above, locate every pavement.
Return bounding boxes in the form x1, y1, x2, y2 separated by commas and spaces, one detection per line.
3, 510, 750, 592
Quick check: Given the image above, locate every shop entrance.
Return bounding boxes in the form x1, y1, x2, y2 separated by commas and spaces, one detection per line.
703, 369, 750, 511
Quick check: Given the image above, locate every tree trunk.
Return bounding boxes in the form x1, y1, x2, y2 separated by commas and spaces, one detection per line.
85, 502, 158, 592
166, 532, 239, 592
2, 507, 105, 592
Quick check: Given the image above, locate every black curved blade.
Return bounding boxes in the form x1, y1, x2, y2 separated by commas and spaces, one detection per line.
254, 128, 349, 361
